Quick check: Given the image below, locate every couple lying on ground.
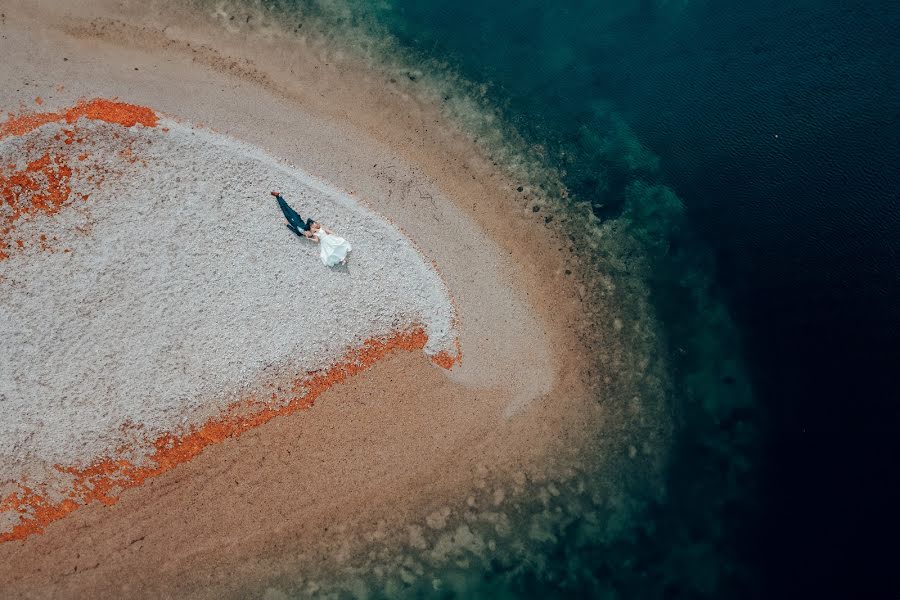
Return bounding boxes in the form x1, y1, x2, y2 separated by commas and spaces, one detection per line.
272, 191, 352, 267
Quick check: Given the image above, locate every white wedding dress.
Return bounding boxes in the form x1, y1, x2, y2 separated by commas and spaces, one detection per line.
313, 229, 352, 266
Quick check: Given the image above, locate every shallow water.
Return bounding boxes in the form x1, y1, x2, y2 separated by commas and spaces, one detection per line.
237, 0, 898, 596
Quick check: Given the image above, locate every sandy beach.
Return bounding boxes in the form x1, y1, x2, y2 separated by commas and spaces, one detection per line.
0, 1, 670, 597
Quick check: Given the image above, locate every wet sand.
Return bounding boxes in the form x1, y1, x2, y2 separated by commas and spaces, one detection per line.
0, 1, 669, 597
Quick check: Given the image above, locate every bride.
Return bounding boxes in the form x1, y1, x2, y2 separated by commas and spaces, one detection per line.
304, 221, 352, 267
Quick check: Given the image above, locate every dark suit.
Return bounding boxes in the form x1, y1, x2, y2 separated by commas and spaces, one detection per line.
276, 195, 313, 235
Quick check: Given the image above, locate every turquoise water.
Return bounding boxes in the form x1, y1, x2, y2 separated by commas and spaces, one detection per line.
252, 0, 898, 596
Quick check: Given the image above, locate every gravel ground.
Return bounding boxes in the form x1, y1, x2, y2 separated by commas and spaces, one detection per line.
0, 114, 457, 531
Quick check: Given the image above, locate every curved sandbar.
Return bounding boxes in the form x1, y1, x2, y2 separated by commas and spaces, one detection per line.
0, 100, 459, 541
0, 1, 668, 597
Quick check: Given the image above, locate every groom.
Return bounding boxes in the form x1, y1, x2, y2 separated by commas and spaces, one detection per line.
271, 191, 314, 237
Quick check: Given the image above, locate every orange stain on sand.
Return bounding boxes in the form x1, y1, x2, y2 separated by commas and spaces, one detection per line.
0, 329, 459, 544
431, 339, 462, 370
0, 98, 158, 140
0, 153, 74, 257
0, 99, 158, 259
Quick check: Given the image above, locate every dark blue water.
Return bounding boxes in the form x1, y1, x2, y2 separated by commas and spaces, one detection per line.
348, 1, 899, 596
273, 0, 900, 595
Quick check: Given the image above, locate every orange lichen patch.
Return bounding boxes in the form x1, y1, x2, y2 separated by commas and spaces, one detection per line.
0, 328, 457, 544
34, 97, 43, 106
0, 487, 79, 540
431, 338, 463, 369
0, 153, 73, 259
65, 100, 155, 127
0, 98, 157, 140
0, 98, 158, 260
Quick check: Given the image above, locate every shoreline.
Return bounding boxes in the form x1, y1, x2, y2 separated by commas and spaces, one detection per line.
1, 326, 452, 544
0, 1, 671, 597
